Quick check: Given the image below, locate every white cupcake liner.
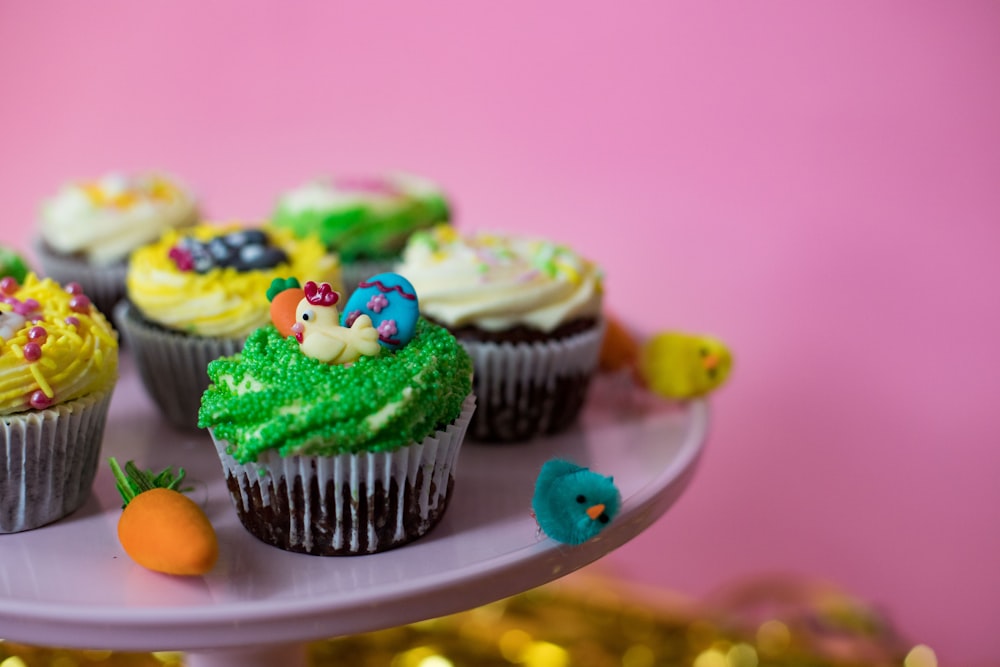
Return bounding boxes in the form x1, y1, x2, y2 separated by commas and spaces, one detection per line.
114, 301, 244, 431
0, 385, 115, 533
33, 237, 127, 320
211, 393, 476, 555
460, 320, 606, 442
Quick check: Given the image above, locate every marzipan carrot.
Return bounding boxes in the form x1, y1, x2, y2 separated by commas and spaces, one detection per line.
109, 457, 218, 576
267, 277, 305, 338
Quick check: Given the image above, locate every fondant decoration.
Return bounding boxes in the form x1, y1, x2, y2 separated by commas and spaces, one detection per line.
292, 280, 381, 365
169, 229, 289, 273
109, 458, 218, 576
267, 277, 305, 338
341, 272, 419, 350
532, 459, 621, 546
637, 331, 733, 400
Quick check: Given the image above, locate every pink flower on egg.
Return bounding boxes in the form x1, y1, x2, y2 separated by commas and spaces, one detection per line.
367, 293, 389, 313
377, 319, 398, 340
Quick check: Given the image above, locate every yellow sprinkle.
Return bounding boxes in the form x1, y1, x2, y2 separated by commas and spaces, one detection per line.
1, 657, 29, 667
554, 259, 581, 285
29, 364, 54, 398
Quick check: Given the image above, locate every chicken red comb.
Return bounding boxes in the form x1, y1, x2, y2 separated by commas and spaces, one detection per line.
303, 281, 340, 307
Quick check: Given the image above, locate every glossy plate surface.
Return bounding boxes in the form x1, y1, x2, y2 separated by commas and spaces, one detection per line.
0, 357, 708, 652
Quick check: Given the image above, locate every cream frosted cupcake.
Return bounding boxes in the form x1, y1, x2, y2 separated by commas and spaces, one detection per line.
395, 225, 605, 442
34, 171, 198, 318
114, 223, 341, 431
199, 273, 475, 555
271, 172, 451, 293
0, 273, 119, 533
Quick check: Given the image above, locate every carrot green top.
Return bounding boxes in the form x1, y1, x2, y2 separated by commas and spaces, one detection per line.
198, 318, 472, 463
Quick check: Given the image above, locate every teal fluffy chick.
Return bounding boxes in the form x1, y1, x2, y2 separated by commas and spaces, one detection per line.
532, 459, 621, 545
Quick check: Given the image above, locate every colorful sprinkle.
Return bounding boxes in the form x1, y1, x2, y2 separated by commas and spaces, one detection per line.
68, 295, 92, 313
29, 389, 53, 409
0, 277, 18, 294
23, 342, 42, 362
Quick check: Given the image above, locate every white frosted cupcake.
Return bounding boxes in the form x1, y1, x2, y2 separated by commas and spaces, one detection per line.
395, 225, 605, 443
34, 171, 198, 318
114, 223, 341, 431
0, 274, 119, 533
199, 275, 475, 555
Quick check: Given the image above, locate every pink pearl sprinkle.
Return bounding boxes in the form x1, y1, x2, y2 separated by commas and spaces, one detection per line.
65, 282, 84, 295
29, 390, 52, 410
0, 277, 18, 294
65, 316, 80, 327
23, 342, 42, 362
28, 326, 47, 342
69, 295, 91, 313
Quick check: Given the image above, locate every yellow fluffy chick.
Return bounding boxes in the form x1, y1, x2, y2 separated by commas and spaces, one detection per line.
636, 331, 733, 399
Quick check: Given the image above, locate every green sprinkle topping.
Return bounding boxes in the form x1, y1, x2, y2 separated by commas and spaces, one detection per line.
198, 318, 473, 463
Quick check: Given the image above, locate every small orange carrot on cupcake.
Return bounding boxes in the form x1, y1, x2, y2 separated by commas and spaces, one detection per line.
109, 457, 218, 576
267, 277, 305, 338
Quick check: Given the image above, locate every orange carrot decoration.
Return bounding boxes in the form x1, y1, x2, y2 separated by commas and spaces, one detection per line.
267, 277, 305, 338
109, 458, 218, 576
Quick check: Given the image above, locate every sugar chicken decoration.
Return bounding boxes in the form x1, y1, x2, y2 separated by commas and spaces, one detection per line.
600, 313, 733, 400
288, 280, 381, 365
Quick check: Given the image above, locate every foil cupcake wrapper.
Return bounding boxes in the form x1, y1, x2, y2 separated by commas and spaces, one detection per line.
461, 320, 606, 442
212, 393, 476, 555
0, 385, 115, 533
33, 237, 127, 320
114, 301, 244, 431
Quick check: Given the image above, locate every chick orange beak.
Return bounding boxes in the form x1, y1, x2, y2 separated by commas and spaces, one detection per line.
586, 503, 606, 521
702, 354, 719, 370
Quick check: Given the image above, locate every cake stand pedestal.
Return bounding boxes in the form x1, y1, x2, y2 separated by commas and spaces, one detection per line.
0, 358, 709, 667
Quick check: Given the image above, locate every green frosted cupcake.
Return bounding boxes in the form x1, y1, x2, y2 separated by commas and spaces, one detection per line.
271, 173, 452, 293
199, 276, 475, 556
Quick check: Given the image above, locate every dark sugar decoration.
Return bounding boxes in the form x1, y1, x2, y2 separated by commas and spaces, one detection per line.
169, 230, 289, 274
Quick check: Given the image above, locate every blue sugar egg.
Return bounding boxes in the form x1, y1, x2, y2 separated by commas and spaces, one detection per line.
341, 272, 419, 350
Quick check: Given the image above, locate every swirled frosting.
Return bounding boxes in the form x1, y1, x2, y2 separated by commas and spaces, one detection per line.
39, 172, 198, 266
199, 318, 473, 462
271, 173, 451, 262
0, 274, 118, 415
394, 225, 604, 332
127, 224, 341, 339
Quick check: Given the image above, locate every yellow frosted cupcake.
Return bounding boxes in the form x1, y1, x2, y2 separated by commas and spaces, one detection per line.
114, 223, 340, 431
34, 171, 198, 318
0, 273, 119, 533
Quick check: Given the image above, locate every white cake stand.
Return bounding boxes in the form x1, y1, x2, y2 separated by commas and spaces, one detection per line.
0, 356, 709, 667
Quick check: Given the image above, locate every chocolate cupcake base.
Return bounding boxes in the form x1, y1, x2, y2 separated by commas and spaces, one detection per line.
211, 394, 476, 556
0, 385, 115, 533
114, 301, 244, 431
458, 320, 606, 443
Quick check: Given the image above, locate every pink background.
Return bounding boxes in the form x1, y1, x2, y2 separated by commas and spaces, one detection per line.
2, 2, 998, 663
